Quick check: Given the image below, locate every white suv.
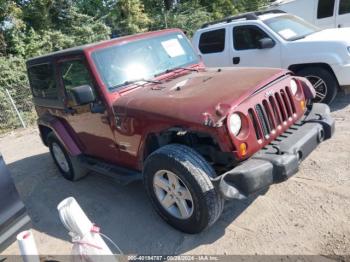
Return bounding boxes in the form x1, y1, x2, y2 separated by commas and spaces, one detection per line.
192, 10, 350, 104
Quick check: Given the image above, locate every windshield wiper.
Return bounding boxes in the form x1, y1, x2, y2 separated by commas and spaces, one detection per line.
123, 79, 162, 85
155, 66, 199, 77
110, 78, 162, 90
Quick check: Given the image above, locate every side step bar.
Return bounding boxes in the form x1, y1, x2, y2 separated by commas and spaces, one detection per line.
80, 156, 142, 185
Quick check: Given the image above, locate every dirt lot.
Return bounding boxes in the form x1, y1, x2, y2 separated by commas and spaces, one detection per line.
1, 94, 350, 256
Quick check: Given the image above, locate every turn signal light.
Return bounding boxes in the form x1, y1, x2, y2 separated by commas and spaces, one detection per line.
239, 143, 247, 157
300, 100, 306, 111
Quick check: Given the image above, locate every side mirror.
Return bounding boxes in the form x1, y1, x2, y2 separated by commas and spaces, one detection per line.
71, 85, 96, 105
258, 38, 275, 49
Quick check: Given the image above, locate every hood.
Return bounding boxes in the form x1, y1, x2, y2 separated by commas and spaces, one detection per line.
300, 28, 350, 44
113, 67, 287, 126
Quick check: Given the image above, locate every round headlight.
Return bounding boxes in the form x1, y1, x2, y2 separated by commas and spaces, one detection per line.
290, 79, 298, 95
228, 113, 242, 136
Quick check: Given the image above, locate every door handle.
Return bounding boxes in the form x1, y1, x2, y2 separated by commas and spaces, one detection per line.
338, 24, 342, 28
233, 57, 240, 65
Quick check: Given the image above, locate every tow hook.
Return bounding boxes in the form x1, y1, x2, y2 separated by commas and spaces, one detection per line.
315, 113, 324, 120
318, 129, 325, 142
272, 145, 282, 155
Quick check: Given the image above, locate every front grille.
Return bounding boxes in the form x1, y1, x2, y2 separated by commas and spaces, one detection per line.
249, 87, 296, 141
255, 104, 270, 137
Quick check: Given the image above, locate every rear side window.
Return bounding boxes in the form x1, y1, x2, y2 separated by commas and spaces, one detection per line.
317, 0, 335, 19
339, 0, 350, 15
233, 26, 270, 50
28, 64, 58, 99
198, 29, 225, 54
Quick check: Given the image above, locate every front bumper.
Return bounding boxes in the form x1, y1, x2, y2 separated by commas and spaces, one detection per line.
213, 103, 335, 200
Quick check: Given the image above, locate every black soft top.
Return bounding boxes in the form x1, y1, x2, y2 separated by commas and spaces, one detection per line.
26, 28, 182, 67
26, 46, 86, 67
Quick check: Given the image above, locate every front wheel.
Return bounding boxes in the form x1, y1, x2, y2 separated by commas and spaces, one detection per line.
296, 67, 338, 105
143, 144, 224, 234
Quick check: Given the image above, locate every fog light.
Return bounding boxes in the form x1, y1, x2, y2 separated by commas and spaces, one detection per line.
239, 143, 247, 157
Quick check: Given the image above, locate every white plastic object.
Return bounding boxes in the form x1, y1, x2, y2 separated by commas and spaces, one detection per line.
57, 197, 118, 261
17, 230, 40, 262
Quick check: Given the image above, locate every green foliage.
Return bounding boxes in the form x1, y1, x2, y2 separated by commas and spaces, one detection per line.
75, 0, 116, 18
162, 2, 213, 36
0, 56, 34, 132
109, 0, 151, 35
0, 56, 27, 90
199, 0, 239, 19
235, 0, 270, 12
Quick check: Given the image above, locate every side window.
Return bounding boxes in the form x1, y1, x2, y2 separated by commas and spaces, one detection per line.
198, 29, 226, 54
59, 60, 93, 103
317, 0, 335, 19
233, 26, 270, 51
28, 64, 57, 99
339, 0, 350, 15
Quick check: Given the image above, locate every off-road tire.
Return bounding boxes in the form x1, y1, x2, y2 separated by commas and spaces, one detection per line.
143, 144, 224, 233
296, 66, 338, 105
47, 133, 87, 181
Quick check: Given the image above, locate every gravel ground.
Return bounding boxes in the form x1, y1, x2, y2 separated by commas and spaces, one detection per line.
0, 93, 349, 256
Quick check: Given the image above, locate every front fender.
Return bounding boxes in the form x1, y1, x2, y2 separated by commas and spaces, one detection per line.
295, 76, 316, 100
282, 43, 346, 68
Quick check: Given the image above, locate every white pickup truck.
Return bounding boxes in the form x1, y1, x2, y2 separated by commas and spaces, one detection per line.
192, 10, 350, 104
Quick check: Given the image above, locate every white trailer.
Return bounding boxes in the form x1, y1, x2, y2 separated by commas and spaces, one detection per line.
268, 0, 350, 29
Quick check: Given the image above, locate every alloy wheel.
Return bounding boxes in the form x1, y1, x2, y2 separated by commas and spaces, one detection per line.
305, 75, 328, 103
153, 170, 194, 220
52, 143, 70, 173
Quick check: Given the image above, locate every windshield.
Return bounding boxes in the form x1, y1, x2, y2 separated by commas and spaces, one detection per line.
264, 15, 320, 41
92, 32, 199, 90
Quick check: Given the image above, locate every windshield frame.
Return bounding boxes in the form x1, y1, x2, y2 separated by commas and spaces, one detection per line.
91, 32, 200, 92
263, 14, 321, 41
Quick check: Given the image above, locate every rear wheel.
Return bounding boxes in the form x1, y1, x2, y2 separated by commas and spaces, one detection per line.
143, 144, 224, 233
296, 66, 338, 105
47, 133, 87, 181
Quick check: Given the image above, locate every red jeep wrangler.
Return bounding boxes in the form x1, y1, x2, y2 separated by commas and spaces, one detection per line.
27, 29, 334, 233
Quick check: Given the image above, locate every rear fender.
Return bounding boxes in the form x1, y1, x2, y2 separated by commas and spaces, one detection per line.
38, 116, 82, 156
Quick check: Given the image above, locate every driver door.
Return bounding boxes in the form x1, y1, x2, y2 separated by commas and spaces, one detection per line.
229, 25, 282, 68
58, 57, 120, 163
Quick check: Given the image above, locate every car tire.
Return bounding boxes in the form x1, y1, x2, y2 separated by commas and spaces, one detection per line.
47, 133, 87, 181
143, 144, 224, 234
296, 66, 338, 105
